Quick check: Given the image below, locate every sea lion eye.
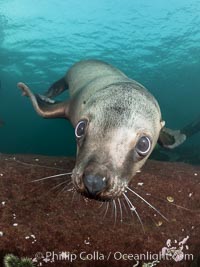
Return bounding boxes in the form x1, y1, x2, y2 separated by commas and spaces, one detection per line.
75, 120, 87, 139
136, 136, 151, 156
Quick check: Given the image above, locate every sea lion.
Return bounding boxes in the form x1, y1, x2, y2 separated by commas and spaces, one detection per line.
0, 119, 4, 127
17, 60, 200, 201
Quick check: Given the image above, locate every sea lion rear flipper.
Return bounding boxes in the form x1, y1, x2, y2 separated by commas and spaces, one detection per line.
17, 82, 69, 119
158, 116, 200, 149
44, 77, 68, 99
180, 116, 200, 138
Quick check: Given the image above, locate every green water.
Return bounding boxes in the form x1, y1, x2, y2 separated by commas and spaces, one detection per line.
0, 0, 200, 163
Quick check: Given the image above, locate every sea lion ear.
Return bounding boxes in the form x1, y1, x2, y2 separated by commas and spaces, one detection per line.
158, 127, 186, 149
160, 120, 165, 128
17, 82, 69, 119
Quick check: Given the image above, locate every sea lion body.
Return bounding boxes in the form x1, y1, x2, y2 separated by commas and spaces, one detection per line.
17, 60, 199, 201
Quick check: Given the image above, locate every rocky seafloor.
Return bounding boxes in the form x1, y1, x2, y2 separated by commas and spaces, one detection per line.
0, 154, 199, 267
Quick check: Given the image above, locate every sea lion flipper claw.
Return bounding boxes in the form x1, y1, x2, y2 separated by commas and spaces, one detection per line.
17, 82, 69, 119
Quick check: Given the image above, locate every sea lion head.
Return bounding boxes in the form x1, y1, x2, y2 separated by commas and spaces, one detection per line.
72, 83, 165, 201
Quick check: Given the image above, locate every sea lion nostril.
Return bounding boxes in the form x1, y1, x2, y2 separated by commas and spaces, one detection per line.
83, 174, 107, 196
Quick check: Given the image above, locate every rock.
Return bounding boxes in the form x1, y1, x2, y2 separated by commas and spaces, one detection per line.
0, 154, 199, 267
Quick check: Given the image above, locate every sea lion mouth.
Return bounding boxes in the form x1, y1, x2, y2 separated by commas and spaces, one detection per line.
80, 191, 111, 202
79, 188, 124, 202
72, 169, 127, 202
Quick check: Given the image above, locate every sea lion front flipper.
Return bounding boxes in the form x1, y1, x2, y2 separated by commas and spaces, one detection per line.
44, 77, 68, 99
158, 127, 186, 149
17, 82, 69, 119
158, 116, 200, 149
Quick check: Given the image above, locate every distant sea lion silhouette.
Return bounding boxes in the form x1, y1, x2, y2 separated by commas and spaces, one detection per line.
17, 60, 200, 201
0, 119, 4, 127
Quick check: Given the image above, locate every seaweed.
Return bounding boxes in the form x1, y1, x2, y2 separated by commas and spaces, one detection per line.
4, 254, 34, 267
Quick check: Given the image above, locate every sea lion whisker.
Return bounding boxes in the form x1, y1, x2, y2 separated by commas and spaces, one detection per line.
9, 157, 66, 171
98, 202, 104, 209
126, 186, 168, 221
134, 187, 193, 212
164, 202, 194, 211
99, 202, 106, 215
48, 180, 72, 194
71, 190, 78, 204
111, 200, 116, 220
123, 193, 145, 233
113, 199, 117, 225
59, 181, 73, 192
117, 198, 123, 223
56, 182, 74, 197
103, 202, 110, 219
40, 179, 72, 199
121, 198, 129, 216
31, 172, 72, 183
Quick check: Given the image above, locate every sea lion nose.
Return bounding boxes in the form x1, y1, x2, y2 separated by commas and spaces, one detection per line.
83, 174, 106, 197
